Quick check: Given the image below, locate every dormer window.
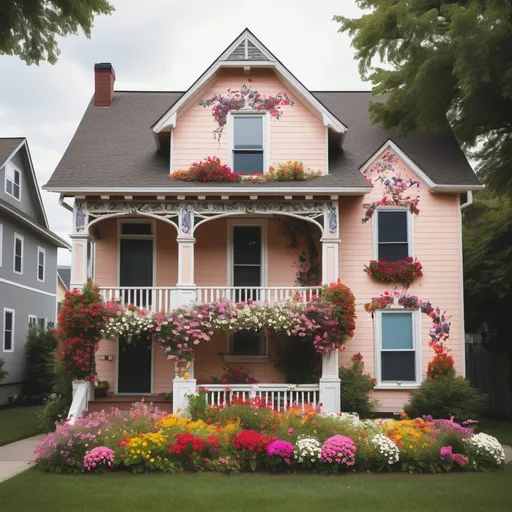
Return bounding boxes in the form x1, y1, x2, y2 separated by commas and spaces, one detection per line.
5, 162, 21, 200
232, 114, 265, 174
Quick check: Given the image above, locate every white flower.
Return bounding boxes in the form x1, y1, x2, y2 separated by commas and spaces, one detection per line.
371, 434, 399, 464
465, 433, 505, 466
294, 436, 322, 464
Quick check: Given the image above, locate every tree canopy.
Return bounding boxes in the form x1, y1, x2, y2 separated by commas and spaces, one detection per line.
334, 1, 512, 195
0, 0, 114, 65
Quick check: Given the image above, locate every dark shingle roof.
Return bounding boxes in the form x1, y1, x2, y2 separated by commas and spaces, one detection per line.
45, 91, 480, 191
58, 266, 71, 289
0, 138, 25, 167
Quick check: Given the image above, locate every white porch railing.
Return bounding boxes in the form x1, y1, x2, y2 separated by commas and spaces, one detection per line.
99, 286, 322, 312
203, 383, 320, 412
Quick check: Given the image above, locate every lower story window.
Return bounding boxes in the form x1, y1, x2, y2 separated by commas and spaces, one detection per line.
378, 311, 418, 384
229, 332, 267, 357
3, 309, 14, 352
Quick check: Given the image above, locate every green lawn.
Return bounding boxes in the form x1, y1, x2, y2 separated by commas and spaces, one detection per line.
0, 406, 43, 446
477, 419, 512, 446
0, 468, 511, 512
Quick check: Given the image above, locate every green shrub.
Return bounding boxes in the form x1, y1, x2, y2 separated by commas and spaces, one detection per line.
22, 327, 57, 404
275, 336, 321, 384
405, 374, 487, 421
339, 353, 377, 416
40, 355, 72, 431
0, 358, 7, 382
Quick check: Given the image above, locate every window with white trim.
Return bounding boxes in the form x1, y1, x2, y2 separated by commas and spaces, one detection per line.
4, 162, 21, 200
229, 332, 267, 357
28, 315, 37, 326
3, 309, 14, 352
13, 233, 23, 274
376, 209, 411, 261
232, 115, 264, 174
38, 318, 46, 329
0, 223, 3, 267
37, 246, 45, 282
376, 310, 419, 385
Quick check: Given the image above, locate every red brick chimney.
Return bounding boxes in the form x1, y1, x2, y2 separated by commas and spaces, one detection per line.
94, 63, 115, 107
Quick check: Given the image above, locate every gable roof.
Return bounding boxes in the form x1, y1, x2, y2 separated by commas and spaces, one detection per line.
0, 137, 50, 227
58, 266, 71, 289
151, 29, 347, 136
44, 90, 481, 193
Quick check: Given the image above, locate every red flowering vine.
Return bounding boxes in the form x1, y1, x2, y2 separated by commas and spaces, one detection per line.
55, 280, 107, 381
427, 343, 455, 379
364, 257, 423, 287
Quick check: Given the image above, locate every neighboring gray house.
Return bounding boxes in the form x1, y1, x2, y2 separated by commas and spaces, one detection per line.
0, 138, 69, 404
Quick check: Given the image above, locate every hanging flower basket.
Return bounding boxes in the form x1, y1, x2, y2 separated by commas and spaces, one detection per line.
364, 258, 423, 287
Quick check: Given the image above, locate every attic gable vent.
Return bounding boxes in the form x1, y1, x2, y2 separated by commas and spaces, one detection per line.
225, 38, 269, 61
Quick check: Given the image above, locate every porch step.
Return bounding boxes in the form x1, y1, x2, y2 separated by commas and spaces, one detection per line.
88, 395, 172, 413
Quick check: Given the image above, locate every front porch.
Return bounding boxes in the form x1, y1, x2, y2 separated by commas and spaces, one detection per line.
68, 197, 342, 419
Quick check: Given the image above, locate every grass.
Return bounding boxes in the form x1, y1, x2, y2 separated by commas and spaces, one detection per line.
477, 419, 512, 446
0, 406, 43, 446
0, 468, 511, 512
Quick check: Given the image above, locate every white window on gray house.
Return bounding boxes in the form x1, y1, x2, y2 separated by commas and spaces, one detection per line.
3, 309, 14, 352
376, 210, 410, 261
0, 223, 3, 267
38, 318, 46, 330
28, 315, 37, 326
37, 247, 45, 282
378, 311, 419, 385
232, 115, 264, 174
5, 162, 21, 200
13, 233, 23, 274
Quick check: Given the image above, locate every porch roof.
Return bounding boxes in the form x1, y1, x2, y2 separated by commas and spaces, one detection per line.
44, 91, 481, 194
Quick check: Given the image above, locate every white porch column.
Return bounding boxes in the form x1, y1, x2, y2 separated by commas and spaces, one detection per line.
321, 199, 340, 284
319, 351, 341, 413
70, 235, 89, 289
176, 203, 197, 308
172, 360, 197, 414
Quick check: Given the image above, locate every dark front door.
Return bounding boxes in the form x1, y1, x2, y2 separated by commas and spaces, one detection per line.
120, 239, 153, 308
118, 239, 153, 393
118, 336, 152, 394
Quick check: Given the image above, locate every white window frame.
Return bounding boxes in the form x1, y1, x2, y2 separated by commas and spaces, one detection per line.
374, 308, 422, 388
0, 223, 3, 267
37, 246, 46, 282
4, 161, 22, 201
13, 233, 24, 275
228, 112, 269, 174
3, 308, 15, 353
372, 207, 414, 261
38, 317, 47, 330
227, 218, 268, 287
28, 314, 37, 326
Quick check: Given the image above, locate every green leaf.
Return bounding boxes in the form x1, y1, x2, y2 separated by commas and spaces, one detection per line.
249, 459, 257, 472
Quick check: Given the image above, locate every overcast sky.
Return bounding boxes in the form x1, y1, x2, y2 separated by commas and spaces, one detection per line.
0, 0, 367, 265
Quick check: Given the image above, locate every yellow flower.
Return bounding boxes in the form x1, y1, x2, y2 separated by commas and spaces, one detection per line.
409, 445, 413, 449
150, 458, 155, 463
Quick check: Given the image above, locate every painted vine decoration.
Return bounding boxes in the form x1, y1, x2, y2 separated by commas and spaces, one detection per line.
362, 150, 420, 224
199, 80, 294, 142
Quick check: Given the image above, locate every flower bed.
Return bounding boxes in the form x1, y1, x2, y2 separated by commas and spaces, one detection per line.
35, 399, 505, 475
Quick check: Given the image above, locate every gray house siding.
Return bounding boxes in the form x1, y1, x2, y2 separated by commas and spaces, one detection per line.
0, 283, 56, 403
0, 216, 58, 295
0, 149, 42, 224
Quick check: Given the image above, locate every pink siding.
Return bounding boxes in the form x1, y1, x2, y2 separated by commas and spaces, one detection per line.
156, 221, 178, 286
95, 339, 116, 391
195, 218, 228, 286
172, 68, 327, 173
338, 149, 464, 412
94, 218, 117, 287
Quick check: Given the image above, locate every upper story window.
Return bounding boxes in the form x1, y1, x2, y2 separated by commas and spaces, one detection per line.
13, 233, 23, 274
4, 162, 21, 201
376, 209, 411, 261
232, 115, 264, 174
37, 247, 46, 282
0, 223, 3, 267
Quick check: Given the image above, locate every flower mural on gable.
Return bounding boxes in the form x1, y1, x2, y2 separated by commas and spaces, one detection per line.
362, 149, 420, 223
199, 80, 294, 142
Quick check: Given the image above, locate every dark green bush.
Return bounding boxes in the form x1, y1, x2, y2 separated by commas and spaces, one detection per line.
405, 374, 487, 421
339, 353, 377, 416
22, 326, 57, 404
275, 336, 321, 384
40, 355, 72, 431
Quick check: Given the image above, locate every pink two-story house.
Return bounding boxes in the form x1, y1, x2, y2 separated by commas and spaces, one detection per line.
45, 29, 482, 415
